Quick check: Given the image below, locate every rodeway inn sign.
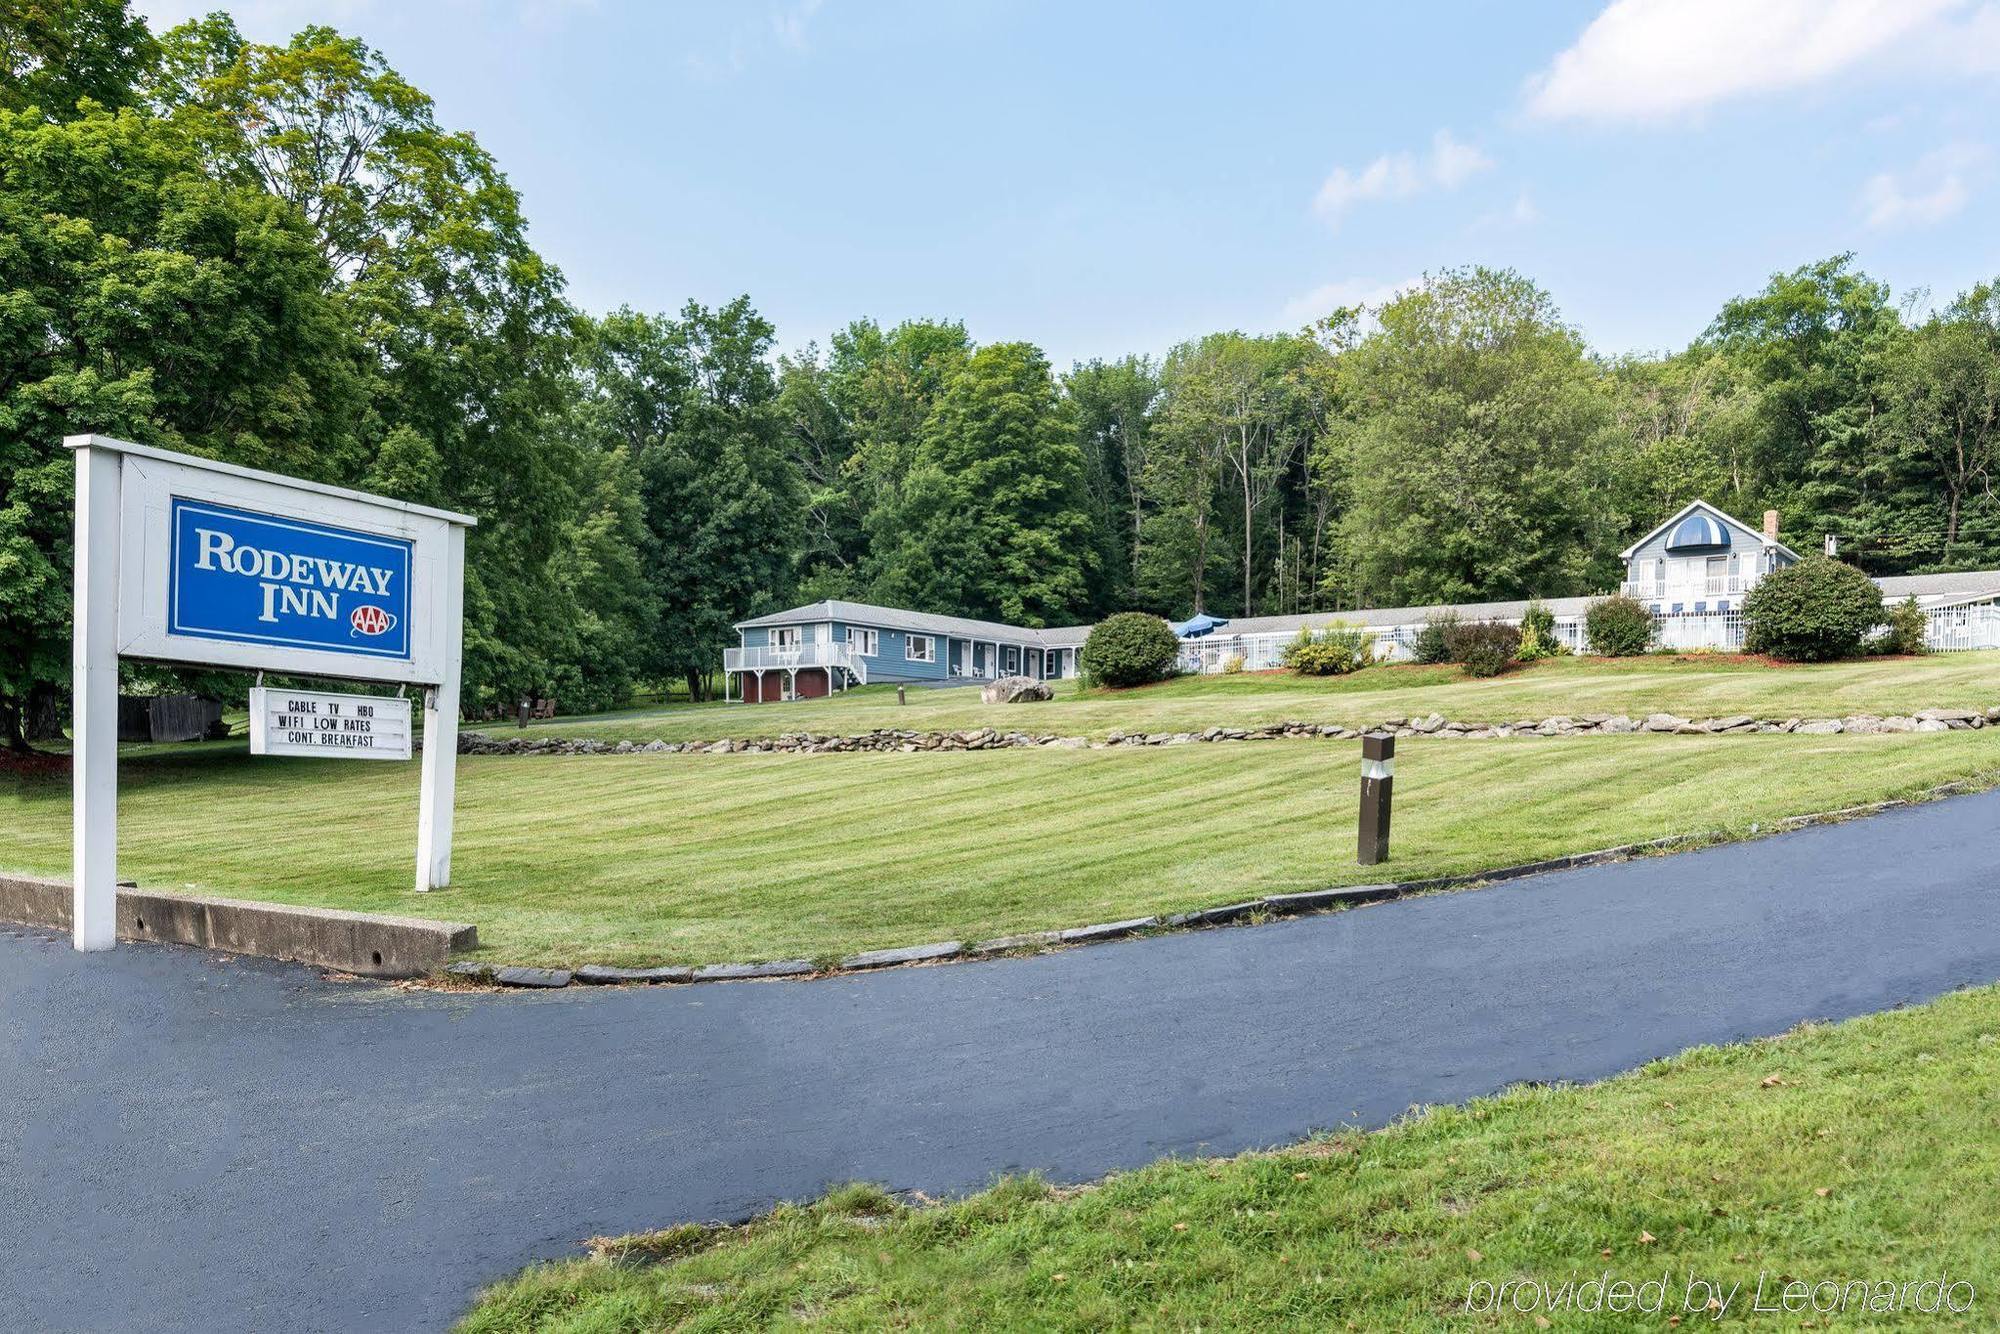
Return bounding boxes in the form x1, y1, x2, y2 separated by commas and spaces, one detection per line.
66, 434, 474, 952
170, 500, 414, 661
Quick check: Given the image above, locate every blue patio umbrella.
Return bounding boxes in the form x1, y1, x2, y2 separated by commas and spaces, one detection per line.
1170, 612, 1230, 638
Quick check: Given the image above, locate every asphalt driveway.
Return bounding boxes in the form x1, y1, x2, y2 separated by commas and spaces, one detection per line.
5, 788, 1999, 1332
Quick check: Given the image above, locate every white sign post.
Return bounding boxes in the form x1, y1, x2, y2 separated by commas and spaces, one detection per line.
66, 434, 476, 952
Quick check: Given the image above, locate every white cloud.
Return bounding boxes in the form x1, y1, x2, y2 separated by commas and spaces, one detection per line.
1280, 277, 1423, 327
772, 0, 824, 49
1471, 189, 1540, 231
1313, 130, 1493, 227
1525, 0, 1997, 122
1860, 143, 1987, 227
1429, 130, 1493, 188
1313, 156, 1421, 219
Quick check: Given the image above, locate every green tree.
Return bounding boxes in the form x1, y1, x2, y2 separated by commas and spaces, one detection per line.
1604, 350, 1759, 535
1061, 355, 1157, 612
1, 0, 156, 117
583, 299, 803, 700
1704, 254, 1902, 542
870, 342, 1095, 626
842, 319, 970, 589
775, 340, 864, 595
1334, 268, 1619, 606
1867, 283, 2000, 569
542, 443, 656, 711
150, 15, 586, 710
1137, 406, 1227, 615
1145, 332, 1325, 617
775, 318, 974, 601
0, 101, 364, 748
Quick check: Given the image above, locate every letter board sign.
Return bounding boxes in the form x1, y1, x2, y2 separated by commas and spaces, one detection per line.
171, 500, 414, 662
249, 687, 413, 761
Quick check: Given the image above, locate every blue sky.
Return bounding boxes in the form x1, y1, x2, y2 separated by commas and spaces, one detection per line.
134, 0, 2000, 367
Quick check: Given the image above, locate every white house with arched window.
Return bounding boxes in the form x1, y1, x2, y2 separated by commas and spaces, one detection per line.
1618, 500, 1800, 615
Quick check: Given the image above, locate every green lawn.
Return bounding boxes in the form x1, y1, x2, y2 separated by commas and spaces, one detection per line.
459, 982, 2000, 1331
4, 731, 1995, 967
516, 652, 2000, 744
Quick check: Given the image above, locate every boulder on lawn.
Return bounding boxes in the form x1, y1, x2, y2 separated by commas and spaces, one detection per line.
982, 675, 1052, 704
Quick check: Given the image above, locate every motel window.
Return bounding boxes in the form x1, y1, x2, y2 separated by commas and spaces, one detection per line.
771, 626, 799, 649
905, 634, 935, 663
1652, 559, 1666, 593
846, 627, 878, 656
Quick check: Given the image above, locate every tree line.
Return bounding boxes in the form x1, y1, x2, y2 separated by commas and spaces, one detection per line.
4, 3, 1998, 746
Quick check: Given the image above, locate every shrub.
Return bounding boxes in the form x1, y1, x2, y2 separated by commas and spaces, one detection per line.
1868, 596, 1928, 656
1443, 618, 1520, 678
1412, 610, 1459, 665
1081, 612, 1182, 687
1221, 654, 1246, 674
1742, 556, 1884, 662
1584, 595, 1655, 656
1281, 621, 1374, 676
1515, 599, 1569, 660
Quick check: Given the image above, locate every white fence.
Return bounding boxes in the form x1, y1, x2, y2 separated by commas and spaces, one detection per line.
1923, 603, 2000, 652
1177, 602, 1999, 673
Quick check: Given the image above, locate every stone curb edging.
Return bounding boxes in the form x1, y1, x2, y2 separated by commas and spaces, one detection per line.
461, 706, 2000, 758
438, 771, 1996, 992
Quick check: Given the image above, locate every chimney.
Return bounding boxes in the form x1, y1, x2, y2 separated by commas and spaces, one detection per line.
1763, 509, 1779, 542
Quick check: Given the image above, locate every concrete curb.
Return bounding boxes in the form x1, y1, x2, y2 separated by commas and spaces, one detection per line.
435, 771, 1997, 991
841, 941, 963, 970
0, 874, 476, 978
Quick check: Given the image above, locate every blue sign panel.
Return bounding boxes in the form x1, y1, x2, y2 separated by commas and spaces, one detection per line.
167, 498, 413, 661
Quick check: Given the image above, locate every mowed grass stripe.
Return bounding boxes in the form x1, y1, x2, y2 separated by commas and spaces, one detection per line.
3, 732, 1995, 966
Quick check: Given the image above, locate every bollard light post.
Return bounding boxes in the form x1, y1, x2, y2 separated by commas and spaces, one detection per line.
517, 698, 530, 729
897, 685, 906, 706
1358, 732, 1394, 865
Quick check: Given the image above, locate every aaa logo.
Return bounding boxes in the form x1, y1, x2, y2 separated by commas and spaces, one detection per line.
350, 604, 397, 637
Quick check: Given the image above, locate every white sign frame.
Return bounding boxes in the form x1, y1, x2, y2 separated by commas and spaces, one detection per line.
249, 686, 414, 762
114, 450, 456, 684
67, 434, 476, 953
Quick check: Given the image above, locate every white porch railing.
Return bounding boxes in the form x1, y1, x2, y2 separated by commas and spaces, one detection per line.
1620, 576, 1748, 600
724, 642, 866, 684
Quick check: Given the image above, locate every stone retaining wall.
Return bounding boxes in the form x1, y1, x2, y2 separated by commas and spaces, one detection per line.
462, 705, 1998, 757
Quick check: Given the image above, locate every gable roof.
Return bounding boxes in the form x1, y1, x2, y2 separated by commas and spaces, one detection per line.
1873, 570, 2000, 606
1619, 499, 1800, 562
735, 599, 1083, 647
